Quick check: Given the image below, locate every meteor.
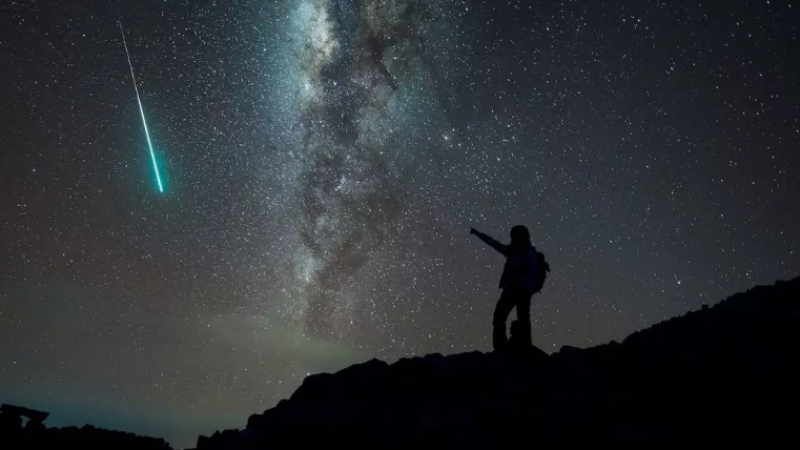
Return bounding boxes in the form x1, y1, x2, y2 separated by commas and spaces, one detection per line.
118, 20, 164, 193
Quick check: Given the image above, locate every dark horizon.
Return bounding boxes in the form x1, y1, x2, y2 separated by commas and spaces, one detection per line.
1, 0, 799, 447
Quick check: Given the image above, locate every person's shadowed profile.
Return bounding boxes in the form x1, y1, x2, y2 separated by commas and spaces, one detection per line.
470, 226, 549, 351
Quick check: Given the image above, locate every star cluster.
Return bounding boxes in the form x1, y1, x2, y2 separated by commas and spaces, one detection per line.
1, 0, 798, 447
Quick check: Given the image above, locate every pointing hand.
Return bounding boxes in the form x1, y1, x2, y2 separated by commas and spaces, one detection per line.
470, 227, 478, 235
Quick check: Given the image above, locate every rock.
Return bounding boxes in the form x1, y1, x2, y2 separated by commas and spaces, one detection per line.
195, 277, 800, 449
558, 345, 582, 356
4, 278, 800, 450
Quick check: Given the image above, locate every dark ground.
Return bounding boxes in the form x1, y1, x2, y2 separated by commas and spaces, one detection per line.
2, 277, 799, 450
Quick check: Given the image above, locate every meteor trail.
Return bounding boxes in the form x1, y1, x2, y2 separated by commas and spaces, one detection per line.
119, 20, 164, 193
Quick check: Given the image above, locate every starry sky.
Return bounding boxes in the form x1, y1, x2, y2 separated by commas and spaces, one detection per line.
1, 0, 798, 447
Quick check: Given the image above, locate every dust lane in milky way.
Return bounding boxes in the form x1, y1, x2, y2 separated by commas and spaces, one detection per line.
264, 0, 463, 342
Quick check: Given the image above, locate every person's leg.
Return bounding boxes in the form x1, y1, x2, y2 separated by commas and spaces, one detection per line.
493, 289, 516, 351
515, 290, 533, 347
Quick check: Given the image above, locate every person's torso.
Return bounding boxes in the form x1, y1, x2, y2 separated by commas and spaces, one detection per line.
500, 246, 538, 289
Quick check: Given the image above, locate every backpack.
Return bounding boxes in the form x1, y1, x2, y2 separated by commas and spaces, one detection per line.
533, 251, 550, 293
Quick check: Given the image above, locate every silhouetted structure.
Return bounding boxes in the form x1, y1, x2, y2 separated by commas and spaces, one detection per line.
193, 278, 800, 450
0, 405, 48, 432
470, 225, 548, 350
0, 404, 171, 450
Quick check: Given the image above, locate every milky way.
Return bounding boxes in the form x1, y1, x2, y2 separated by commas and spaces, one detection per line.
1, 0, 799, 448
270, 0, 460, 341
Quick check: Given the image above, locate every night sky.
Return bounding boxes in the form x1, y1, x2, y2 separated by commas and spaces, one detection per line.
1, 0, 798, 447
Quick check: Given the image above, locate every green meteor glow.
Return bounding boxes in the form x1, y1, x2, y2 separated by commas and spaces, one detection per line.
136, 91, 164, 193
119, 20, 164, 193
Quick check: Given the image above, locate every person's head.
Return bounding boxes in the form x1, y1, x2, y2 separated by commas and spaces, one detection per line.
509, 225, 530, 246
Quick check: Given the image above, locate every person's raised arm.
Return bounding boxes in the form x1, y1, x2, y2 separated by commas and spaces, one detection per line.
470, 227, 509, 257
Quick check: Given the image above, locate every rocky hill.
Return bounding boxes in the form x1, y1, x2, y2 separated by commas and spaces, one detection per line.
196, 278, 800, 449
2, 278, 798, 449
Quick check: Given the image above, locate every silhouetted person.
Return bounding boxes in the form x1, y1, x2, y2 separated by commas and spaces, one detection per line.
471, 225, 543, 351
507, 319, 523, 350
